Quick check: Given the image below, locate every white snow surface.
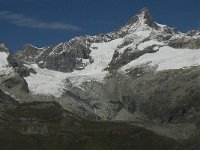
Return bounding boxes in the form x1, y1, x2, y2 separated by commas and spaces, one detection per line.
25, 38, 124, 97
156, 23, 167, 28
138, 40, 164, 50
25, 40, 200, 97
117, 30, 152, 54
134, 30, 151, 38
0, 52, 12, 75
24, 66, 67, 97
121, 46, 200, 72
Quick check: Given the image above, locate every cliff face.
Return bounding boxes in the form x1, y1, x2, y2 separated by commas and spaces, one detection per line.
0, 43, 30, 98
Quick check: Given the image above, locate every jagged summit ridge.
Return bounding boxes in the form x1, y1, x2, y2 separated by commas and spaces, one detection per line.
126, 7, 156, 28
0, 43, 9, 52
113, 8, 178, 39
0, 43, 6, 49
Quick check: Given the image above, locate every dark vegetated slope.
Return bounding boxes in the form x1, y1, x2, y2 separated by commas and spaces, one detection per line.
0, 94, 182, 150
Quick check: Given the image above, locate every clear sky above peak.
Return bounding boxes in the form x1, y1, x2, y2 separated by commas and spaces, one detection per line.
0, 0, 199, 52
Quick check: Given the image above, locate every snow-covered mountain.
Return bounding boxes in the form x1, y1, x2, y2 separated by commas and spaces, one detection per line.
1, 8, 200, 142
15, 8, 200, 98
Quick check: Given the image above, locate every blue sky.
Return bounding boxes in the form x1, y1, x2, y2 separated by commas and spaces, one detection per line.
0, 0, 200, 52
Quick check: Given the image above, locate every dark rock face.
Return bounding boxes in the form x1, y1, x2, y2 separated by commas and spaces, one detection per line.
108, 45, 159, 71
43, 38, 92, 72
0, 44, 30, 95
16, 37, 94, 72
0, 43, 31, 77
2, 74, 29, 93
15, 44, 44, 63
7, 54, 30, 77
169, 38, 200, 49
0, 43, 9, 52
0, 90, 18, 110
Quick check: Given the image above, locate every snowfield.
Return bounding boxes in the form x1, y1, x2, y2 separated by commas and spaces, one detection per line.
24, 66, 67, 97
25, 38, 124, 97
121, 46, 200, 72
137, 40, 164, 50
24, 43, 200, 98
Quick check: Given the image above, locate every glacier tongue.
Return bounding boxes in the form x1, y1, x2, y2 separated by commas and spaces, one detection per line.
24, 65, 67, 97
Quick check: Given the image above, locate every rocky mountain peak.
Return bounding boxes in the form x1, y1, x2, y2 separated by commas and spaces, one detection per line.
137, 7, 151, 18
0, 43, 6, 48
125, 7, 159, 29
186, 30, 200, 36
0, 43, 9, 52
15, 43, 44, 63
114, 8, 161, 37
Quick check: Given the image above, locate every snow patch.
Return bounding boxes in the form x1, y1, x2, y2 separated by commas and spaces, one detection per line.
28, 44, 45, 50
138, 40, 164, 50
156, 23, 166, 28
121, 46, 200, 72
0, 52, 12, 75
134, 30, 151, 38
24, 65, 67, 98
117, 31, 152, 54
